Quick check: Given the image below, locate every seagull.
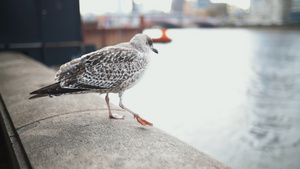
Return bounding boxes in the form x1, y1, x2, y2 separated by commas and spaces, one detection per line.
29, 34, 158, 126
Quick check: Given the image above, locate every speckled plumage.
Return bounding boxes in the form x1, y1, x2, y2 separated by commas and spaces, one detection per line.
29, 34, 158, 126
55, 45, 149, 94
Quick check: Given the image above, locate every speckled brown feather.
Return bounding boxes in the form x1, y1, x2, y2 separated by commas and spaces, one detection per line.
54, 46, 148, 93
29, 34, 158, 126
30, 34, 153, 98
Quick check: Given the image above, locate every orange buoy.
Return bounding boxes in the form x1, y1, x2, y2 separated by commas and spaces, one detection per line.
152, 28, 172, 43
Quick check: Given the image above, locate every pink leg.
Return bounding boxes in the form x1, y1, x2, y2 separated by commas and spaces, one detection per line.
119, 93, 152, 126
105, 93, 124, 119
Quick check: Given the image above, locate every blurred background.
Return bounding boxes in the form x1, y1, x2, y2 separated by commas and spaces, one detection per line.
1, 0, 300, 169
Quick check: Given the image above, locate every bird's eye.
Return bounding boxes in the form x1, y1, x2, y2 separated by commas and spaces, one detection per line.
148, 41, 152, 46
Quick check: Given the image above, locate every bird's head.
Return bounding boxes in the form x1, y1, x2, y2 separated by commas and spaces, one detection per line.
130, 34, 158, 54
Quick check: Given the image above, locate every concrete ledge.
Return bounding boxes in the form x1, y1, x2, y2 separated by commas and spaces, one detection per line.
0, 52, 232, 169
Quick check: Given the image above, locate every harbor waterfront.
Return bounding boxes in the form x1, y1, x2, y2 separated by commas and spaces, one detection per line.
107, 28, 300, 169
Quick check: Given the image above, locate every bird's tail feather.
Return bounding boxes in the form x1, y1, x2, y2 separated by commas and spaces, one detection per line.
29, 82, 88, 99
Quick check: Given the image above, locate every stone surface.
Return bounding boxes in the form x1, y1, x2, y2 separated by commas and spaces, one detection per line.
0, 52, 232, 169
0, 52, 121, 129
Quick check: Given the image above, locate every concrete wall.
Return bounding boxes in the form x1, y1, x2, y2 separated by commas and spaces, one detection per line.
0, 52, 232, 169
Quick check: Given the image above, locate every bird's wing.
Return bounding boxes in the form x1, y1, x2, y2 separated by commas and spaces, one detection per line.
55, 46, 141, 90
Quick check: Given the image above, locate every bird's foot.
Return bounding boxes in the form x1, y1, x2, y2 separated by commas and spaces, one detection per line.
134, 115, 153, 126
109, 113, 125, 119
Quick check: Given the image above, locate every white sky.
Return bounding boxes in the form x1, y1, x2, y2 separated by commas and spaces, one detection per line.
79, 0, 132, 15
79, 0, 250, 15
79, 0, 172, 15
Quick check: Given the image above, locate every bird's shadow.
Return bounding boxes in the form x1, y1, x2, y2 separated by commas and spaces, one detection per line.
137, 126, 152, 131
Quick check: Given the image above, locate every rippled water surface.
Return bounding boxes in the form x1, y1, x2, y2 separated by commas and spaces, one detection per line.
109, 28, 300, 169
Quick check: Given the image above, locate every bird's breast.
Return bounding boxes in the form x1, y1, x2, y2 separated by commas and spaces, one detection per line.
117, 57, 150, 91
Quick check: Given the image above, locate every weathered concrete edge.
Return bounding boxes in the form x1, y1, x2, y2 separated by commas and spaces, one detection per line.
0, 95, 31, 169
0, 52, 232, 169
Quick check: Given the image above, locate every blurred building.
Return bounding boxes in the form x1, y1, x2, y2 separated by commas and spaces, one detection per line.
171, 0, 185, 13
227, 5, 249, 25
290, 0, 300, 23
183, 0, 227, 18
248, 0, 300, 25
197, 0, 211, 9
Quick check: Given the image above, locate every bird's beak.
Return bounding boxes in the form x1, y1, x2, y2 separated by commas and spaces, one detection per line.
152, 47, 158, 54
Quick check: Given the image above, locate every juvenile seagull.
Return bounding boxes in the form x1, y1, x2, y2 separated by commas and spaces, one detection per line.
29, 34, 158, 126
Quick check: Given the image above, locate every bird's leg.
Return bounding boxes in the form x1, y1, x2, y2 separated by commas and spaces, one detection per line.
118, 93, 153, 126
105, 93, 124, 119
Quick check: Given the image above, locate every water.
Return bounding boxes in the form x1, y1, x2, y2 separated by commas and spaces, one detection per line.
109, 28, 300, 169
